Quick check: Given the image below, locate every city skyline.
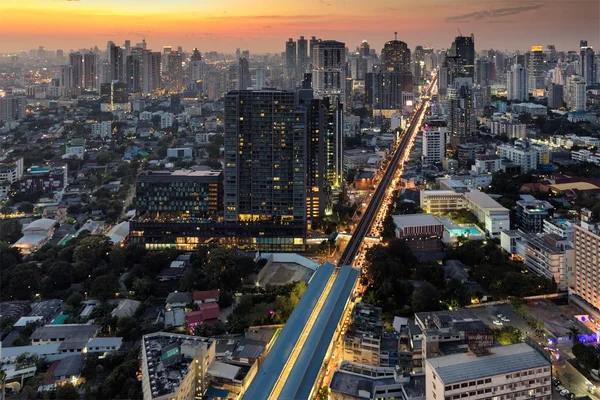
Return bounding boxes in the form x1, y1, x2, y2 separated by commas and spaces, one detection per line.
1, 0, 599, 54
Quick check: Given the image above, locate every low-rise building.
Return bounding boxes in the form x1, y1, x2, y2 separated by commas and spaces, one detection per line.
19, 165, 68, 195
515, 196, 553, 233
471, 154, 502, 175
0, 156, 24, 183
30, 324, 101, 345
425, 343, 552, 400
329, 367, 426, 400
392, 214, 444, 252
63, 138, 86, 159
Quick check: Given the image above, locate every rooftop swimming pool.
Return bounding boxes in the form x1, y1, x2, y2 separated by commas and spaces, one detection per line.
447, 227, 484, 236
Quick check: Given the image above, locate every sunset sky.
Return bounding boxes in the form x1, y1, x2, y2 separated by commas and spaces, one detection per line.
1, 0, 598, 54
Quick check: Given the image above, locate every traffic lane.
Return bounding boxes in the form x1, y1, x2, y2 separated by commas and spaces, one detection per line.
553, 361, 597, 398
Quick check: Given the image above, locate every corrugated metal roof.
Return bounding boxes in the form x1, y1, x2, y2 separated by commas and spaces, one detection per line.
278, 266, 359, 400
242, 263, 336, 399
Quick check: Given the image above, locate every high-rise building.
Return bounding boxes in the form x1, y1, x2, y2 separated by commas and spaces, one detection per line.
448, 79, 476, 148
422, 127, 446, 166
381, 34, 411, 72
142, 51, 162, 95
573, 209, 600, 312
565, 74, 586, 111
0, 95, 26, 122
285, 38, 297, 83
224, 90, 307, 248
189, 49, 205, 83
367, 71, 406, 111
166, 51, 183, 92
547, 83, 564, 109
297, 36, 308, 75
359, 40, 370, 58
305, 96, 344, 218
255, 66, 265, 90
59, 65, 73, 89
237, 58, 250, 90
475, 59, 490, 86
527, 46, 547, 91
309, 36, 319, 67
312, 40, 345, 99
126, 49, 143, 93
83, 52, 97, 90
580, 43, 597, 87
108, 44, 124, 82
506, 64, 529, 102
69, 52, 83, 89
124, 40, 131, 56
515, 198, 553, 233
447, 35, 475, 78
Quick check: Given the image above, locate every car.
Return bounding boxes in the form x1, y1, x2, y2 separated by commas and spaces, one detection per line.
501, 316, 510, 322
560, 389, 570, 398
496, 313, 504, 318
556, 385, 566, 392
493, 320, 503, 326
552, 377, 561, 386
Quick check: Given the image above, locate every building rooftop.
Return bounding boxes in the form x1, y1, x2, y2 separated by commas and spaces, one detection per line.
138, 170, 222, 182
29, 299, 62, 319
143, 332, 215, 399
22, 218, 56, 232
426, 343, 550, 385
53, 354, 84, 378
464, 190, 508, 212
30, 324, 100, 341
392, 214, 442, 230
346, 303, 383, 340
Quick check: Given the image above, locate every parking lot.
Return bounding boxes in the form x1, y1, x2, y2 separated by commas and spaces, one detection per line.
469, 303, 530, 335
525, 300, 580, 338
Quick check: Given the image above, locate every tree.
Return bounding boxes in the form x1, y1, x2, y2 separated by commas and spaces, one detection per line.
0, 220, 23, 243
568, 326, 581, 344
316, 386, 329, 400
572, 342, 600, 370
66, 292, 83, 310
132, 277, 154, 298
90, 274, 118, 301
55, 383, 80, 399
73, 236, 108, 265
17, 202, 34, 213
411, 282, 441, 313
495, 326, 522, 345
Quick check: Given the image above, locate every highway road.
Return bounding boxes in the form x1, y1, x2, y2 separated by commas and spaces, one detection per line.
337, 74, 437, 268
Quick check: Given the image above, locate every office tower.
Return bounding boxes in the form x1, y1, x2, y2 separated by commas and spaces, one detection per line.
298, 36, 308, 74
255, 66, 265, 90
237, 58, 250, 90
494, 51, 505, 83
448, 79, 476, 148
285, 38, 297, 86
56, 49, 64, 59
547, 83, 564, 109
224, 90, 306, 240
425, 343, 551, 400
566, 74, 586, 111
227, 65, 238, 92
552, 66, 566, 86
381, 34, 410, 71
312, 40, 345, 99
580, 43, 596, 87
422, 128, 446, 166
162, 46, 172, 72
83, 52, 97, 90
235, 48, 241, 60
69, 52, 83, 88
305, 96, 344, 218
506, 64, 529, 101
166, 52, 183, 92
573, 209, 600, 311
59, 65, 73, 89
191, 48, 202, 62
142, 51, 162, 95
0, 96, 26, 122
527, 46, 547, 91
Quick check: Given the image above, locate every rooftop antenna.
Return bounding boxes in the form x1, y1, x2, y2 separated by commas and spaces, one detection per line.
394, 32, 398, 40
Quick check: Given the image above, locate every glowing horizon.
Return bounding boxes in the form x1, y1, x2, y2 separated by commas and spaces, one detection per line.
1, 0, 598, 54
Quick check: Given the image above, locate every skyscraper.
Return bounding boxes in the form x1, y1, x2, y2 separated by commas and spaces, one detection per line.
527, 46, 547, 92
367, 71, 405, 111
507, 64, 529, 102
166, 51, 183, 92
566, 74, 586, 111
359, 40, 370, 58
126, 49, 143, 93
237, 58, 250, 90
305, 96, 344, 218
0, 95, 26, 123
449, 79, 476, 148
83, 52, 97, 90
298, 36, 308, 75
255, 66, 265, 90
547, 83, 564, 109
142, 51, 161, 95
69, 52, 83, 89
224, 90, 306, 248
580, 42, 597, 88
312, 40, 346, 99
381, 34, 411, 72
59, 65, 73, 89
309, 36, 319, 67
285, 38, 297, 84
108, 44, 124, 82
